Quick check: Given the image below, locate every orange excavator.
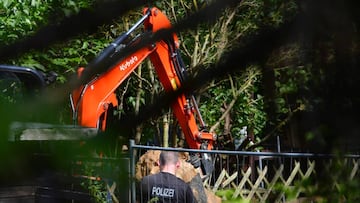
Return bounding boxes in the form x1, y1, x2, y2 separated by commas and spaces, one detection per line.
70, 7, 216, 174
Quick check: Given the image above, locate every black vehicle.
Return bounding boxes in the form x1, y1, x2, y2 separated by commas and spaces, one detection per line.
0, 65, 57, 99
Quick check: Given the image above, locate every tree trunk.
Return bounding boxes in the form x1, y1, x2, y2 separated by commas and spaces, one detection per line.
134, 64, 143, 144
162, 111, 170, 147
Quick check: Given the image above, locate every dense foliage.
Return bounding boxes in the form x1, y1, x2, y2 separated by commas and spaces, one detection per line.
1, 0, 97, 83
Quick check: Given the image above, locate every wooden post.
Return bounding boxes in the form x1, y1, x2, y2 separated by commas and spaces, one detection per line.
249, 128, 255, 182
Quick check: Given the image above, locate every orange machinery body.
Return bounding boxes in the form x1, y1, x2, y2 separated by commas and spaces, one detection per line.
71, 7, 214, 150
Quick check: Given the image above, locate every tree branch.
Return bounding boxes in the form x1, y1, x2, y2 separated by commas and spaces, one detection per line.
209, 68, 260, 133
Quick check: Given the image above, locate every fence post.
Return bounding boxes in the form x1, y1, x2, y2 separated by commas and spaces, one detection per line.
129, 139, 136, 203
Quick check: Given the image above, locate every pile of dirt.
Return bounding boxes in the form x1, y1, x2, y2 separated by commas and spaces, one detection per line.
135, 150, 221, 203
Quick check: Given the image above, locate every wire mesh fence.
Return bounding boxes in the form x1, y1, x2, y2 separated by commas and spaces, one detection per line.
129, 140, 360, 203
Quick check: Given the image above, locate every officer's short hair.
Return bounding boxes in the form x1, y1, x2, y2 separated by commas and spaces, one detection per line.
159, 151, 179, 166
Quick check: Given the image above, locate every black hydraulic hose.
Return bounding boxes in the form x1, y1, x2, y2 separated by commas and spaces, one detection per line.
169, 41, 188, 84
175, 49, 188, 82
82, 10, 151, 84
169, 44, 207, 128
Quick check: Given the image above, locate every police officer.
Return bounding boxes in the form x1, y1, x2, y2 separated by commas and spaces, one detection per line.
140, 151, 195, 203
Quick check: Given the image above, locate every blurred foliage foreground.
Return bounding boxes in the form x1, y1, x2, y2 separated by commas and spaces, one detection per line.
1, 0, 360, 202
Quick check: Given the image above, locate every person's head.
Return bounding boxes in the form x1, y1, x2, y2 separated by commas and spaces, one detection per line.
158, 151, 180, 174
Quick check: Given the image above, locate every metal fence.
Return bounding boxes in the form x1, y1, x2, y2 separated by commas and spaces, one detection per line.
128, 139, 360, 203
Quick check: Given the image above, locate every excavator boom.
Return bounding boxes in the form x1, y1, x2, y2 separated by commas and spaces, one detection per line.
70, 7, 215, 160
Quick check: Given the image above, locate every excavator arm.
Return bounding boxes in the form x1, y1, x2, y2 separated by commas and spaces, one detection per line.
70, 7, 215, 172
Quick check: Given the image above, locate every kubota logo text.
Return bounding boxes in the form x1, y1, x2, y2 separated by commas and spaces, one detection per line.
119, 56, 138, 71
